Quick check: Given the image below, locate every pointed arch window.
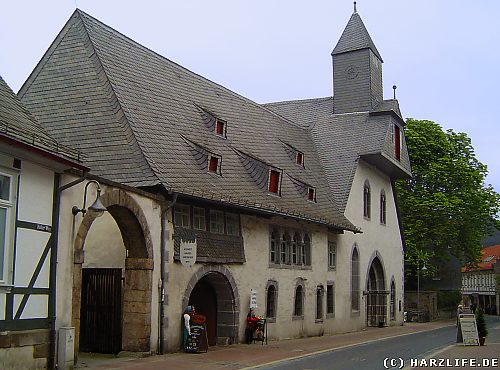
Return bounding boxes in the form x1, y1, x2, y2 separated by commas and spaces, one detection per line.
390, 281, 396, 320
266, 282, 278, 319
316, 285, 324, 321
280, 232, 291, 265
351, 246, 360, 312
293, 284, 304, 318
380, 190, 386, 225
363, 180, 371, 219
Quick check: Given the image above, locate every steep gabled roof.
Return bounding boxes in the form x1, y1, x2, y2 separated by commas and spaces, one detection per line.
0, 75, 84, 168
265, 97, 411, 212
19, 9, 356, 232
332, 11, 383, 62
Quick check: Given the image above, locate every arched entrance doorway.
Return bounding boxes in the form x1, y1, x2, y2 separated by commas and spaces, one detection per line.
366, 255, 387, 327
72, 188, 154, 354
184, 266, 239, 346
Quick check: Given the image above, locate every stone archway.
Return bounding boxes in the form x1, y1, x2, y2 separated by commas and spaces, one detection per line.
183, 265, 239, 345
72, 188, 154, 353
365, 254, 387, 327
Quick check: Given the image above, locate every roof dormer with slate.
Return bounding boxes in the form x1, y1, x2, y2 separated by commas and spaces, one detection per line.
18, 9, 357, 233
332, 5, 383, 114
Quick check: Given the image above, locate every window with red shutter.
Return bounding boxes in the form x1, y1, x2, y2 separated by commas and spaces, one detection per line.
268, 170, 280, 194
208, 156, 219, 173
307, 188, 315, 201
394, 125, 401, 161
296, 152, 303, 166
216, 119, 225, 136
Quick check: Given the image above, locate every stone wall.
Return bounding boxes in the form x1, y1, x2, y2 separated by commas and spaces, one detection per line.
0, 329, 49, 369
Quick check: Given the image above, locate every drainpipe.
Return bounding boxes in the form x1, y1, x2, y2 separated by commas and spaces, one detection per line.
48, 174, 86, 369
159, 192, 177, 354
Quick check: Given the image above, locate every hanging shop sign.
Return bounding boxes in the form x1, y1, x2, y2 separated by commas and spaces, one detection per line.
180, 240, 197, 267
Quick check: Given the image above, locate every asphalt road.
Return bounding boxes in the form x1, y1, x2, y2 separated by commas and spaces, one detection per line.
259, 324, 457, 370
260, 316, 500, 370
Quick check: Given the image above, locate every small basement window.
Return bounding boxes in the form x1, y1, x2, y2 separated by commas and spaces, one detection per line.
208, 155, 220, 174
268, 169, 281, 195
296, 152, 304, 166
307, 187, 315, 202
215, 119, 226, 137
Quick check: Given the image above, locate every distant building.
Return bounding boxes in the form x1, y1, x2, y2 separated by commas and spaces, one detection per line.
18, 5, 410, 358
461, 245, 500, 315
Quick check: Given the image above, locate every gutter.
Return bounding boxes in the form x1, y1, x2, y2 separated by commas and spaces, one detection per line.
159, 192, 177, 354
48, 174, 86, 369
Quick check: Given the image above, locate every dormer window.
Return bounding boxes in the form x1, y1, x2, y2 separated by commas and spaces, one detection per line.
215, 119, 226, 137
268, 169, 281, 195
307, 187, 316, 202
208, 155, 221, 175
296, 152, 304, 166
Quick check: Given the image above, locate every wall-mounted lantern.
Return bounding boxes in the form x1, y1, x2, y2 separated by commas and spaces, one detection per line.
71, 180, 107, 217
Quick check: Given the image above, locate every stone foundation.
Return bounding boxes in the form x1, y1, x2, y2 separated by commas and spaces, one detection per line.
0, 329, 50, 369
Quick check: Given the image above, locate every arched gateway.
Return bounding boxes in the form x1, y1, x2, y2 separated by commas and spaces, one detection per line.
183, 265, 240, 346
72, 188, 154, 354
366, 254, 387, 327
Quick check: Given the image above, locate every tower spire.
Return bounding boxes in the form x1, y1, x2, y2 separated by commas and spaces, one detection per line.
354, 1, 357, 13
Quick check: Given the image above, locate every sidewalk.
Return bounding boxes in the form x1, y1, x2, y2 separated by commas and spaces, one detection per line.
76, 320, 454, 369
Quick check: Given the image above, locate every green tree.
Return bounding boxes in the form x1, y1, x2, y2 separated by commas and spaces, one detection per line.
395, 119, 500, 277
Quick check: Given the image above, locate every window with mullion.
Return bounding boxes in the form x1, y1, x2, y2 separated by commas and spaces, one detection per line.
193, 207, 206, 230
174, 204, 191, 228
328, 241, 337, 269
0, 171, 15, 284
209, 210, 224, 234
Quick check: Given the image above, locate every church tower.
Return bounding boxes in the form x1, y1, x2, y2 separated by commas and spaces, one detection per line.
332, 3, 383, 114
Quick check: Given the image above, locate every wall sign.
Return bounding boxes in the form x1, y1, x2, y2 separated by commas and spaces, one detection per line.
180, 240, 197, 267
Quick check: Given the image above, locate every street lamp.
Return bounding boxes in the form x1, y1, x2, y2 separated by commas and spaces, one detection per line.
71, 180, 107, 217
417, 261, 428, 322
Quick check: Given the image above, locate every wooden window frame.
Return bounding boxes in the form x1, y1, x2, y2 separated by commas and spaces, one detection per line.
268, 168, 281, 195
326, 282, 335, 317
296, 151, 304, 166
328, 241, 337, 270
209, 209, 224, 234
173, 204, 191, 228
192, 206, 206, 231
215, 118, 227, 138
0, 169, 17, 285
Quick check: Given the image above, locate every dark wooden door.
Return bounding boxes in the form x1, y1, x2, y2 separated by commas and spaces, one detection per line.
80, 268, 123, 354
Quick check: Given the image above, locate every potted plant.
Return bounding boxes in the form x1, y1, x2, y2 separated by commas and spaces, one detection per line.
475, 308, 488, 345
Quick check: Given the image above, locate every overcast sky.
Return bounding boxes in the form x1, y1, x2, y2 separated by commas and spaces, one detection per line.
1, 1, 499, 194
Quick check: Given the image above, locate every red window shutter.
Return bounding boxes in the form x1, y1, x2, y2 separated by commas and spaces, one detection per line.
394, 125, 401, 161
208, 157, 218, 172
308, 188, 315, 201
296, 152, 303, 165
269, 170, 280, 193
216, 120, 225, 135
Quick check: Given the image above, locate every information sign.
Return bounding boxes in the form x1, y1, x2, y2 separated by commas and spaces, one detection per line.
458, 314, 479, 346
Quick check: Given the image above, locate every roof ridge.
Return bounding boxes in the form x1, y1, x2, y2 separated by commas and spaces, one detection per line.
264, 96, 333, 106
75, 9, 308, 132
77, 10, 162, 186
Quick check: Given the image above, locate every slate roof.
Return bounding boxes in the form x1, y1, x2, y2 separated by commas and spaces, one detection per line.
19, 10, 356, 232
0, 75, 83, 164
264, 97, 411, 213
332, 11, 383, 62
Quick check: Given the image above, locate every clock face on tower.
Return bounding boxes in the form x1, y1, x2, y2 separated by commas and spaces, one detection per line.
345, 65, 359, 80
